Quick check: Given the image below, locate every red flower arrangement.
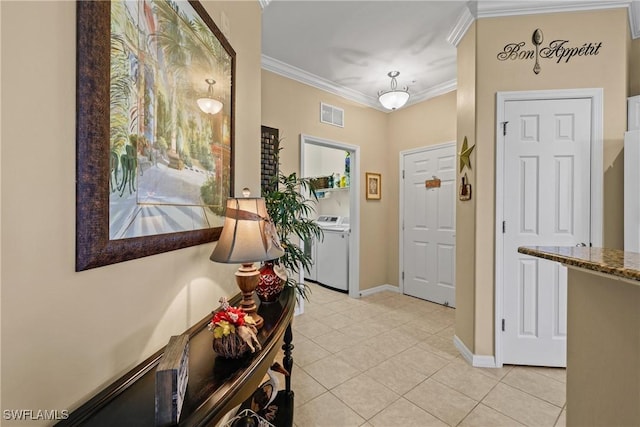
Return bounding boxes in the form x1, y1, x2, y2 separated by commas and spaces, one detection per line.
208, 297, 261, 358
208, 297, 257, 339
212, 305, 247, 327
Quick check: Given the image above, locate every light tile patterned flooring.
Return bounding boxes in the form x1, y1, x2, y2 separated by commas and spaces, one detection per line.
289, 283, 567, 427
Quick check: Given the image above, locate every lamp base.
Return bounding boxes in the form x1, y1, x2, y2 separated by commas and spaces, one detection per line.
235, 263, 264, 329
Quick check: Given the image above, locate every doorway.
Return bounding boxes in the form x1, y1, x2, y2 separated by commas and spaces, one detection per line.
495, 89, 603, 367
300, 134, 360, 299
400, 143, 456, 306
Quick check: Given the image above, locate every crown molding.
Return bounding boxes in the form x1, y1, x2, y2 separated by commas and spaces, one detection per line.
262, 55, 456, 112
449, 1, 636, 45
261, 55, 380, 108
258, 0, 271, 11
409, 79, 458, 106
447, 5, 475, 47
476, 1, 631, 18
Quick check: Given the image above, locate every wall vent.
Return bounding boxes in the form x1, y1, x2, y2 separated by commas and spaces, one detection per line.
320, 102, 344, 128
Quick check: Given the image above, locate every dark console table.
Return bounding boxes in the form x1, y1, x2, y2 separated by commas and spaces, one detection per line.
58, 287, 296, 427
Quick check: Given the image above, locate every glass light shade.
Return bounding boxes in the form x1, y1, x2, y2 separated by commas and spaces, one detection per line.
197, 97, 223, 115
378, 90, 410, 110
210, 197, 284, 264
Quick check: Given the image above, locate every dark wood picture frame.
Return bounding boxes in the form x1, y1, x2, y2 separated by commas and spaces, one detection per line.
76, 1, 235, 271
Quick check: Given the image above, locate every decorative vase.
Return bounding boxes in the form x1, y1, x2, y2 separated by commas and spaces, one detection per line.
256, 261, 284, 302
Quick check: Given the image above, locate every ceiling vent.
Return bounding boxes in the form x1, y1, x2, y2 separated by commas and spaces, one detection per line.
320, 102, 344, 128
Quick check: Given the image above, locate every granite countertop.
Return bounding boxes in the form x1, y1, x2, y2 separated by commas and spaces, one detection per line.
518, 246, 640, 282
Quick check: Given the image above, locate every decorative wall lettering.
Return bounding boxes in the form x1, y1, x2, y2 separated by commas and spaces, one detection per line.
497, 28, 603, 74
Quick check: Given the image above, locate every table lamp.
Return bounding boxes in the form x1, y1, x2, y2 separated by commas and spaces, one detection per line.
210, 191, 284, 329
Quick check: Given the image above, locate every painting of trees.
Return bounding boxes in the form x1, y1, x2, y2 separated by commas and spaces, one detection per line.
108, 0, 234, 240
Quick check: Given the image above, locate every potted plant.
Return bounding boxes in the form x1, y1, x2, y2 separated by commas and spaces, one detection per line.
260, 151, 323, 302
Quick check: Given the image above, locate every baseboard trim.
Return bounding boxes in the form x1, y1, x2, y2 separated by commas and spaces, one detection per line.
359, 284, 400, 297
454, 335, 498, 368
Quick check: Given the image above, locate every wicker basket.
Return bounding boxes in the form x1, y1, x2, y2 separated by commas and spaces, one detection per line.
212, 333, 251, 359
310, 176, 330, 190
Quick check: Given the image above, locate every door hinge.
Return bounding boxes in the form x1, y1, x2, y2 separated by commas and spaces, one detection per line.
502, 121, 509, 136
502, 221, 506, 234
502, 319, 505, 331
402, 271, 405, 280
402, 170, 405, 179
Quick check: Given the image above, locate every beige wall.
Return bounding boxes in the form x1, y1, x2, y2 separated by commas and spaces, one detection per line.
468, 8, 629, 356
262, 71, 457, 290
261, 70, 390, 290
1, 1, 261, 423
2, 6, 633, 420
455, 22, 477, 351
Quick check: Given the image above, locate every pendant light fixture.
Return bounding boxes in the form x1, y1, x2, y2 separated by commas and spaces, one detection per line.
378, 71, 410, 111
197, 78, 223, 115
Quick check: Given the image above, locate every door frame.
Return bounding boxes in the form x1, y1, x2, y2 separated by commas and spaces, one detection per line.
494, 88, 603, 367
300, 134, 361, 299
399, 142, 456, 296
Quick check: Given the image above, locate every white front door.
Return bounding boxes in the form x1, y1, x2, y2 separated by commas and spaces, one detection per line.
402, 144, 456, 306
502, 98, 592, 367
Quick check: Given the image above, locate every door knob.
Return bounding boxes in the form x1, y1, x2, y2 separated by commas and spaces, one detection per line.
576, 243, 587, 247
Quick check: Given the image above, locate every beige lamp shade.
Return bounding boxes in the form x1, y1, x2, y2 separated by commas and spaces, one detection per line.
210, 197, 284, 264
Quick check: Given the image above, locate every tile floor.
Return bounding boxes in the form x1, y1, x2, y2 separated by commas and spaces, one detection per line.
289, 283, 567, 427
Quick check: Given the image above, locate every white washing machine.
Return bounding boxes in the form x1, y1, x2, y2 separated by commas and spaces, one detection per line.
314, 215, 349, 291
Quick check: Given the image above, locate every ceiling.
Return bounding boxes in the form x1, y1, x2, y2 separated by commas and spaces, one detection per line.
261, 0, 637, 112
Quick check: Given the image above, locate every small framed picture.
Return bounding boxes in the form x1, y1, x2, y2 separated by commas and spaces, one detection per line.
366, 172, 382, 200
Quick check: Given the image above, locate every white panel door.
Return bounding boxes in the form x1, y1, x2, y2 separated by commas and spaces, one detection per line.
403, 144, 456, 306
502, 98, 591, 367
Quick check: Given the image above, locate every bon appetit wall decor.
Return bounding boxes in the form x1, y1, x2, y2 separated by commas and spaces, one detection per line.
497, 28, 603, 74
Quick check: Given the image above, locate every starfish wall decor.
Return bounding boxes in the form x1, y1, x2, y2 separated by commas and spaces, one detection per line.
459, 136, 475, 173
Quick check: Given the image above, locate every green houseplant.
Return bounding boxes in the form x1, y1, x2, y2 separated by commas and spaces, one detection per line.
262, 155, 323, 302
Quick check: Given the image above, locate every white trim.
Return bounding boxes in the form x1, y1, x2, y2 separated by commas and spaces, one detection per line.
447, 5, 475, 47
399, 142, 456, 297
300, 134, 361, 299
359, 284, 400, 298
258, 0, 271, 10
630, 1, 640, 39
410, 80, 457, 106
449, 1, 634, 53
494, 88, 604, 367
262, 55, 456, 112
263, 55, 380, 109
454, 335, 498, 368
477, 1, 631, 18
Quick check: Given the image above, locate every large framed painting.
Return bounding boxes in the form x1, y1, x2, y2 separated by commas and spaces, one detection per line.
76, 0, 235, 271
